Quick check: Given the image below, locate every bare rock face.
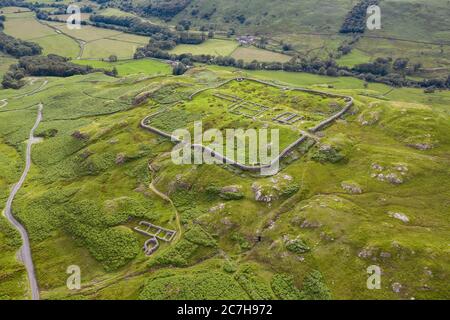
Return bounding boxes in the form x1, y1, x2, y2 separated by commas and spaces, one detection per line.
174, 174, 191, 190
371, 163, 406, 185
341, 181, 363, 194
115, 153, 127, 165
71, 130, 89, 140
392, 282, 402, 293
79, 149, 93, 159
371, 163, 384, 171
300, 219, 322, 229
252, 182, 276, 203
209, 203, 225, 213
385, 173, 403, 185
358, 248, 374, 259
388, 211, 410, 223
408, 143, 433, 150
133, 91, 152, 105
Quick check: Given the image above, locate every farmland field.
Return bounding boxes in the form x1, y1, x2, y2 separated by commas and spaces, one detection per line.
74, 59, 172, 76
169, 39, 239, 56
2, 10, 80, 58
231, 47, 292, 63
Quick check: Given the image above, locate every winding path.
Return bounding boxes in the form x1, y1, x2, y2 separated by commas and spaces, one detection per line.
148, 161, 182, 242
3, 103, 43, 300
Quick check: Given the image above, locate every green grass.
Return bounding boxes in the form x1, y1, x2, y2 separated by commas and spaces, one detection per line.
73, 59, 171, 76
337, 49, 372, 68
231, 46, 292, 63
0, 60, 449, 300
34, 34, 80, 59
169, 38, 239, 56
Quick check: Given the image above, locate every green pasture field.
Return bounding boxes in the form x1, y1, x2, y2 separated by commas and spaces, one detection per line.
336, 49, 372, 68
0, 54, 16, 77
231, 46, 292, 63
46, 22, 126, 42
43, 21, 150, 59
272, 33, 344, 59
1, 11, 149, 60
81, 38, 140, 60
0, 6, 31, 14
169, 38, 239, 56
35, 34, 81, 58
74, 59, 172, 76
3, 13, 56, 40
2, 9, 80, 58
99, 7, 137, 17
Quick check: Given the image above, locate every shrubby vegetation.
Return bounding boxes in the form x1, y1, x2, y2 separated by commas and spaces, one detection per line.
285, 237, 310, 254
140, 271, 248, 299
152, 239, 199, 267
59, 200, 139, 271
152, 226, 216, 267
139, 0, 193, 19
89, 15, 205, 45
234, 265, 274, 299
301, 270, 332, 300
271, 271, 331, 300
340, 0, 379, 33
311, 144, 345, 164
271, 273, 302, 300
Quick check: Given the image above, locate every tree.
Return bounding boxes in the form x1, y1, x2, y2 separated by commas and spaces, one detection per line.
109, 55, 118, 62
282, 43, 293, 51
172, 62, 187, 75
111, 67, 118, 77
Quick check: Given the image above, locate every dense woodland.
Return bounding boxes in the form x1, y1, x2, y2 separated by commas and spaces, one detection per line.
340, 0, 380, 33
90, 14, 205, 44
2, 55, 99, 89
140, 0, 193, 19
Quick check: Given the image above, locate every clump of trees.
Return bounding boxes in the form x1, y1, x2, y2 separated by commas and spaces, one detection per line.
172, 62, 187, 75
0, 32, 42, 58
2, 54, 101, 89
141, 0, 193, 19
134, 41, 450, 90
89, 14, 205, 45
340, 0, 379, 33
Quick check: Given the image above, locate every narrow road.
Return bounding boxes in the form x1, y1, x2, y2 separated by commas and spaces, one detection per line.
3, 103, 43, 300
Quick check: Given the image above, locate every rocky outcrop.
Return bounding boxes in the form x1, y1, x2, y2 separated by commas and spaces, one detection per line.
371, 162, 408, 185
341, 181, 363, 194
388, 211, 410, 223
115, 153, 127, 165
252, 182, 276, 203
